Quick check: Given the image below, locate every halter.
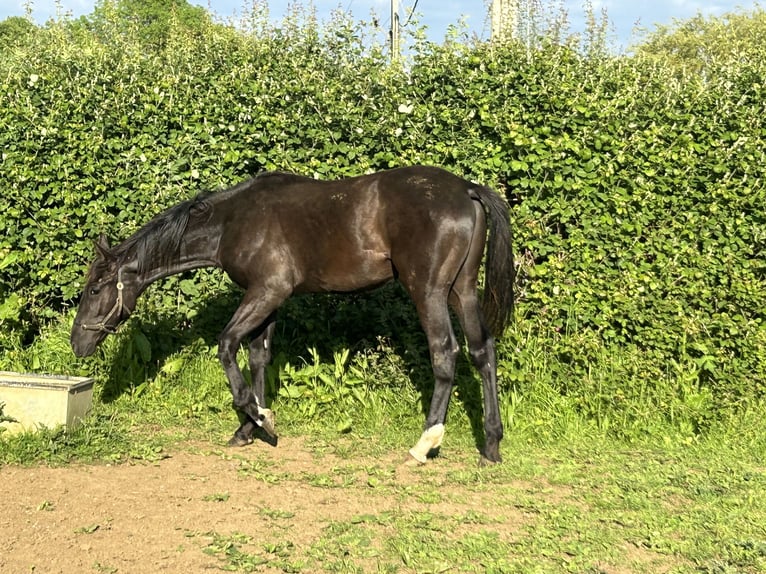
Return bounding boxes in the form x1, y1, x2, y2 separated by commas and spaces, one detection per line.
78, 268, 128, 334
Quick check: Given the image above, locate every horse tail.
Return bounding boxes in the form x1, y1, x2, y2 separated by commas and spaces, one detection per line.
470, 185, 515, 338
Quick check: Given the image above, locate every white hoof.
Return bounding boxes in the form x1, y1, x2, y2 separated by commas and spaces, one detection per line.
258, 408, 276, 437
408, 424, 445, 464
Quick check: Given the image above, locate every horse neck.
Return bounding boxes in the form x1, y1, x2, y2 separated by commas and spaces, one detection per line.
137, 256, 215, 288
126, 231, 220, 291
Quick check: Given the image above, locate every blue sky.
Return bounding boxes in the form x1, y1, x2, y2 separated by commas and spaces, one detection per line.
0, 1, 760, 49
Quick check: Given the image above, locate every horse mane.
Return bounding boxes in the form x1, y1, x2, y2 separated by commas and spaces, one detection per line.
110, 172, 309, 274
114, 192, 212, 274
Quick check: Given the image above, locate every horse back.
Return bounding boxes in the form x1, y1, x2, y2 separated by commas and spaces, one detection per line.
214, 166, 480, 292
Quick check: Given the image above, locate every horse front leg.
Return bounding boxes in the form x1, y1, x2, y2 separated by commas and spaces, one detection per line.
218, 292, 285, 447
229, 317, 277, 447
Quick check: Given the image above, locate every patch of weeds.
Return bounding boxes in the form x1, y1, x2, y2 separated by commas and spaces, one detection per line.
259, 507, 296, 520
364, 464, 397, 481
454, 530, 516, 571
127, 444, 168, 462
303, 461, 400, 493
202, 492, 230, 502
234, 455, 292, 484
392, 482, 446, 505
309, 510, 518, 573
414, 489, 444, 504
361, 465, 397, 493
203, 532, 268, 571
442, 458, 529, 489
454, 509, 502, 526
349, 513, 394, 526
263, 540, 296, 559
0, 406, 170, 466
75, 524, 101, 534
510, 443, 766, 574
196, 531, 305, 573
308, 520, 379, 570
301, 469, 357, 489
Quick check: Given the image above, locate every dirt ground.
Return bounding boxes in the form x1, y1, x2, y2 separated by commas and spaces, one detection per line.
0, 437, 523, 574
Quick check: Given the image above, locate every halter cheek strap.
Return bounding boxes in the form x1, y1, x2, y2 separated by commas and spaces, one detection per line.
78, 268, 128, 334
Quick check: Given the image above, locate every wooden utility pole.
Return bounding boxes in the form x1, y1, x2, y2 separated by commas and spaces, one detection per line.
491, 0, 518, 43
390, 0, 400, 60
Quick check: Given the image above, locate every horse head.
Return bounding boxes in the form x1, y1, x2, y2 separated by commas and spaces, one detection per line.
71, 235, 139, 357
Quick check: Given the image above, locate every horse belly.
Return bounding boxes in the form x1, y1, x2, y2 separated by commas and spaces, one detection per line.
301, 249, 394, 293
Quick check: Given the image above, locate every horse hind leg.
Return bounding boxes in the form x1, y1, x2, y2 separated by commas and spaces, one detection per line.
450, 277, 503, 464
446, 197, 503, 464
407, 290, 460, 464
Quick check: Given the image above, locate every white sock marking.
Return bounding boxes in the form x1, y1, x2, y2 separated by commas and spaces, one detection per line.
408, 424, 445, 463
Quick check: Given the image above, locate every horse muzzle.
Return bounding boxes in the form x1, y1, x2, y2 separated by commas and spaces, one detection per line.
70, 325, 105, 358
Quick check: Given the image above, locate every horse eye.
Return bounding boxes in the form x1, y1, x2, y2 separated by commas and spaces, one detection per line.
89, 286, 101, 296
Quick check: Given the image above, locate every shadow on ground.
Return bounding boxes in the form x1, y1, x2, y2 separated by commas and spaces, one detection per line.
102, 278, 488, 453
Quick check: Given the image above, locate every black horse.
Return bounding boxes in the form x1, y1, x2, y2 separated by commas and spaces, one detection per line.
71, 166, 514, 463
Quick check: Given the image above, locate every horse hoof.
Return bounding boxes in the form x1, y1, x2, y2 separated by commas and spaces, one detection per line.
255, 426, 279, 447
259, 408, 277, 438
478, 454, 501, 467
403, 447, 433, 466
227, 434, 254, 448
403, 453, 425, 467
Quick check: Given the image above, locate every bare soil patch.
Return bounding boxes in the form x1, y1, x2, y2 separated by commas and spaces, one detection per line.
0, 438, 527, 573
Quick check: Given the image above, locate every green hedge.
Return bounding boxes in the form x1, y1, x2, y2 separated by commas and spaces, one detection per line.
1, 6, 764, 412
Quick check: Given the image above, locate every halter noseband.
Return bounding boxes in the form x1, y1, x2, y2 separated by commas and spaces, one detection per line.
78, 268, 128, 334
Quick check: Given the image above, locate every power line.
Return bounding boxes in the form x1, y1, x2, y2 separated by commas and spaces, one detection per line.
401, 0, 420, 28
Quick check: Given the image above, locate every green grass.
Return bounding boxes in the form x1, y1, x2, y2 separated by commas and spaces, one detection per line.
184, 436, 766, 574
2, 309, 766, 464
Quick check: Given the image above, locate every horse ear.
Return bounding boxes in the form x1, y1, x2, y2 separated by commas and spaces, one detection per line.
93, 234, 114, 261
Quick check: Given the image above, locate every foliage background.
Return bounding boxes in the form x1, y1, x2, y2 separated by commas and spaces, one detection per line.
1, 0, 765, 440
